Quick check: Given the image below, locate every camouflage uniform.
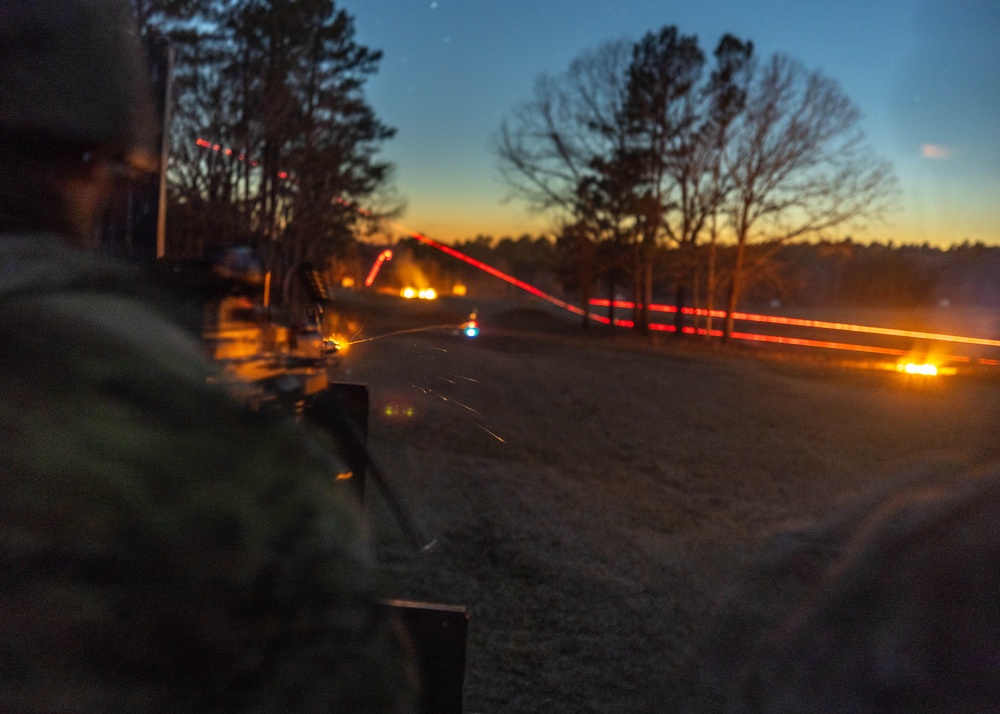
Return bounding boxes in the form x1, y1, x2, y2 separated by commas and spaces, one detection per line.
0, 235, 415, 712
0, 2, 414, 711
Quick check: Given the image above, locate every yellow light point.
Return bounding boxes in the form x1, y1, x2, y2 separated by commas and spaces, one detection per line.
452, 283, 467, 296
419, 288, 438, 300
324, 334, 347, 353
341, 276, 355, 288
401, 287, 417, 299
335, 471, 353, 481
898, 362, 938, 376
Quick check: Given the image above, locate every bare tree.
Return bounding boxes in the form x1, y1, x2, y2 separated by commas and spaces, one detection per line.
499, 32, 892, 341
496, 40, 647, 322
497, 30, 752, 333
722, 54, 898, 339
618, 26, 704, 332
495, 39, 632, 217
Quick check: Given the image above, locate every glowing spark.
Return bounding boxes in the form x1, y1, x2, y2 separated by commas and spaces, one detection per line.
347, 324, 457, 346
464, 416, 506, 443
432, 392, 479, 414
349, 319, 368, 343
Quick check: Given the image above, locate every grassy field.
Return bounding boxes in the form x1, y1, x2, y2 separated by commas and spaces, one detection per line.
331, 294, 1000, 713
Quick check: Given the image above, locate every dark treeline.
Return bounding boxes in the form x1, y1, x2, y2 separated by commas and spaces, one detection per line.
134, 0, 398, 312
767, 240, 1000, 308
405, 235, 1000, 310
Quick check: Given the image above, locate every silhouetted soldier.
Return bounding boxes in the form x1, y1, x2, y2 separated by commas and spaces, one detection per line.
0, 2, 415, 711
721, 461, 1000, 713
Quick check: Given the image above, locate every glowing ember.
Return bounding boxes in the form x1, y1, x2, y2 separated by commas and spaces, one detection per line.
324, 335, 348, 354
400, 287, 437, 300
898, 362, 938, 376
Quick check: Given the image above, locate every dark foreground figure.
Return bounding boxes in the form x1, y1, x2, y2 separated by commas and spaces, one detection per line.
0, 1, 415, 711
715, 460, 1000, 713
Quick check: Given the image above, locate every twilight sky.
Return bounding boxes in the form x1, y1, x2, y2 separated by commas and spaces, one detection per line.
343, 0, 1000, 247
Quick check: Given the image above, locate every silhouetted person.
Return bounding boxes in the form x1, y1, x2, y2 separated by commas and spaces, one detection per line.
0, 2, 415, 711
726, 462, 1000, 713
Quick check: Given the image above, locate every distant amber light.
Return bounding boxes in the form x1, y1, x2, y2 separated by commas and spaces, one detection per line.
341, 276, 355, 288
898, 362, 938, 376
452, 283, 467, 296
400, 287, 437, 300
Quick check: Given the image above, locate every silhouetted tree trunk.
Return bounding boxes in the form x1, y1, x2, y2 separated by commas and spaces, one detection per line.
721, 54, 897, 341
143, 0, 397, 316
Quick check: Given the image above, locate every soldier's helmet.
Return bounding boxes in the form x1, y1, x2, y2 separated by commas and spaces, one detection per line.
0, 0, 158, 170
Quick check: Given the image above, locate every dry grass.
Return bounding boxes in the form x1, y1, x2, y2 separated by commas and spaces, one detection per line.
334, 294, 1000, 713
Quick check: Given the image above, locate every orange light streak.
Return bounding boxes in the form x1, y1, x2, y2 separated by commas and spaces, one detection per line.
365, 249, 392, 286
728, 332, 974, 361
730, 311, 1000, 347
409, 232, 596, 318
408, 238, 997, 365
590, 299, 1000, 348
300, 196, 999, 369
730, 332, 908, 356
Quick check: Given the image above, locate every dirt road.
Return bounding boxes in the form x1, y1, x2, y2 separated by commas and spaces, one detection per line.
333, 293, 1000, 713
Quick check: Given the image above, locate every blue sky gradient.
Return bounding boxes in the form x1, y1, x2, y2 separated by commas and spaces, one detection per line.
344, 1, 1000, 246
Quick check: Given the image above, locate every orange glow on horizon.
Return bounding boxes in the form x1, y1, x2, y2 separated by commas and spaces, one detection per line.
409, 236, 999, 367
